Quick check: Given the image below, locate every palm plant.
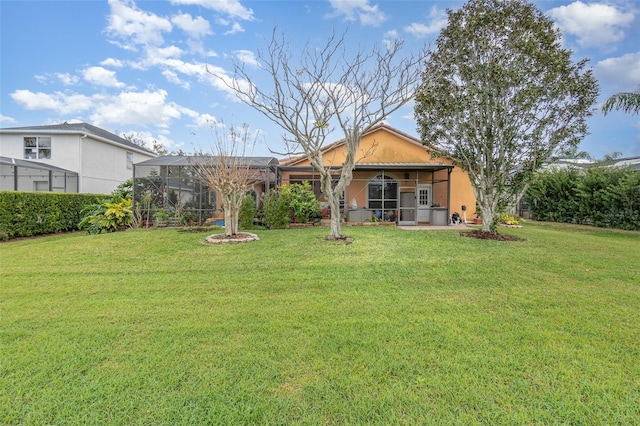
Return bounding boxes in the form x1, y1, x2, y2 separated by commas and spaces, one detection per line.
602, 85, 640, 115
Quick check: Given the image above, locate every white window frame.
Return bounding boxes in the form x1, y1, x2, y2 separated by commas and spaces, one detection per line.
126, 152, 133, 170
24, 136, 52, 160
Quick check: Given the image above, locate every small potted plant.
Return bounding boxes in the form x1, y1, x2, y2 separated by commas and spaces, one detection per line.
473, 204, 483, 224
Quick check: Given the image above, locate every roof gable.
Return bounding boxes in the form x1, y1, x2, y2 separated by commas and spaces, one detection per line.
279, 123, 445, 167
0, 122, 156, 156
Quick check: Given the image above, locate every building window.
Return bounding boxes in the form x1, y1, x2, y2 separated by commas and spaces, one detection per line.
367, 174, 398, 220
126, 152, 133, 170
24, 137, 51, 159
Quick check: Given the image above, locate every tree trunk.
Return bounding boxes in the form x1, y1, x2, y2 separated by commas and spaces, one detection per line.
327, 192, 342, 239
222, 193, 242, 236
319, 170, 343, 239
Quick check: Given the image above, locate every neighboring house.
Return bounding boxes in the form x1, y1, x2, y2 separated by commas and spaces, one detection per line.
0, 122, 156, 194
278, 124, 477, 225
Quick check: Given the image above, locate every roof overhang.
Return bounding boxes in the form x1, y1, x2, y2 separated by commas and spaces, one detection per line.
0, 156, 77, 174
279, 162, 454, 172
354, 162, 454, 171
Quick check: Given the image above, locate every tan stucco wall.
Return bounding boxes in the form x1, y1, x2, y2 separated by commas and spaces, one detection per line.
279, 127, 478, 219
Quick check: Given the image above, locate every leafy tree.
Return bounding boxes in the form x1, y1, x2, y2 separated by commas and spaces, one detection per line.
602, 85, 640, 115
414, 0, 599, 232
217, 29, 425, 239
121, 132, 168, 155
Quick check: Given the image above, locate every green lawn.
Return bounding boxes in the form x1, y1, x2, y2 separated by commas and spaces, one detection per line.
1, 223, 638, 425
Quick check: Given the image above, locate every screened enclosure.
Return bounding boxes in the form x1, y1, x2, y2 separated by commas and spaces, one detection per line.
0, 156, 78, 192
133, 155, 279, 226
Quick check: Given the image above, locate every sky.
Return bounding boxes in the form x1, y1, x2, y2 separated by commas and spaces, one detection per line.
1, 0, 639, 159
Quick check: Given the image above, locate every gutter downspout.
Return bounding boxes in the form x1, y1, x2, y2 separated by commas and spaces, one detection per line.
80, 134, 88, 193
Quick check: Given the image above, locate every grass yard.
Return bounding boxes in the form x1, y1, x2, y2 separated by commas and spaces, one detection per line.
1, 222, 639, 425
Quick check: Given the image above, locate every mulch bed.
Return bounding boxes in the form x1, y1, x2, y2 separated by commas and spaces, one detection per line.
460, 229, 526, 241
204, 232, 260, 244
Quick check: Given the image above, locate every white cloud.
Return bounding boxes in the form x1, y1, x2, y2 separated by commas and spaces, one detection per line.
224, 21, 245, 35
10, 90, 94, 114
34, 73, 79, 86
548, 1, 634, 50
106, 0, 172, 48
382, 30, 399, 49
162, 70, 191, 89
169, 0, 254, 21
404, 6, 448, 37
235, 50, 258, 67
100, 58, 125, 68
595, 52, 640, 90
91, 90, 183, 128
9, 88, 197, 130
0, 114, 16, 124
121, 130, 178, 152
193, 113, 218, 128
328, 0, 387, 26
56, 73, 79, 86
82, 66, 126, 88
171, 13, 211, 38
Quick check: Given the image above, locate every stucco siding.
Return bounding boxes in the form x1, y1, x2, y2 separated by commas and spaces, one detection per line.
279, 125, 478, 223
81, 137, 153, 194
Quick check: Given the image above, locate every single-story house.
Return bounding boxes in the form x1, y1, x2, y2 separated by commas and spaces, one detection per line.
0, 122, 156, 194
278, 123, 477, 225
132, 125, 477, 226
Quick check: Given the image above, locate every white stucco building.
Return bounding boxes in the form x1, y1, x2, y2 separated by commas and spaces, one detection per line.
0, 122, 156, 194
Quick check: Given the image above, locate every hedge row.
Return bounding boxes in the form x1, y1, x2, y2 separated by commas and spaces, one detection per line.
524, 166, 640, 230
0, 191, 101, 240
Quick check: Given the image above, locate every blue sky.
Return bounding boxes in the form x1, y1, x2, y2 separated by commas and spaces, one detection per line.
1, 0, 639, 159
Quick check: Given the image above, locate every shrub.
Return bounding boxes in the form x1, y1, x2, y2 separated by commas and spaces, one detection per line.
0, 191, 99, 240
263, 188, 290, 229
280, 181, 320, 223
497, 213, 523, 226
78, 197, 133, 234
78, 181, 135, 234
239, 195, 257, 229
525, 164, 640, 230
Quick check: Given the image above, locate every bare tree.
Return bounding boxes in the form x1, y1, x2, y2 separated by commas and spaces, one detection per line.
190, 123, 256, 237
214, 29, 425, 239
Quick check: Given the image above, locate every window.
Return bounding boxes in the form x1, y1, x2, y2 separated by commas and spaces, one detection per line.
24, 137, 51, 159
367, 174, 398, 220
126, 152, 133, 170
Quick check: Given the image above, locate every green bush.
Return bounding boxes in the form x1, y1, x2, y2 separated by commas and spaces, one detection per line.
262, 188, 290, 229
239, 195, 257, 229
280, 181, 320, 223
497, 213, 523, 226
525, 165, 640, 230
78, 181, 135, 234
0, 191, 99, 240
78, 197, 133, 234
